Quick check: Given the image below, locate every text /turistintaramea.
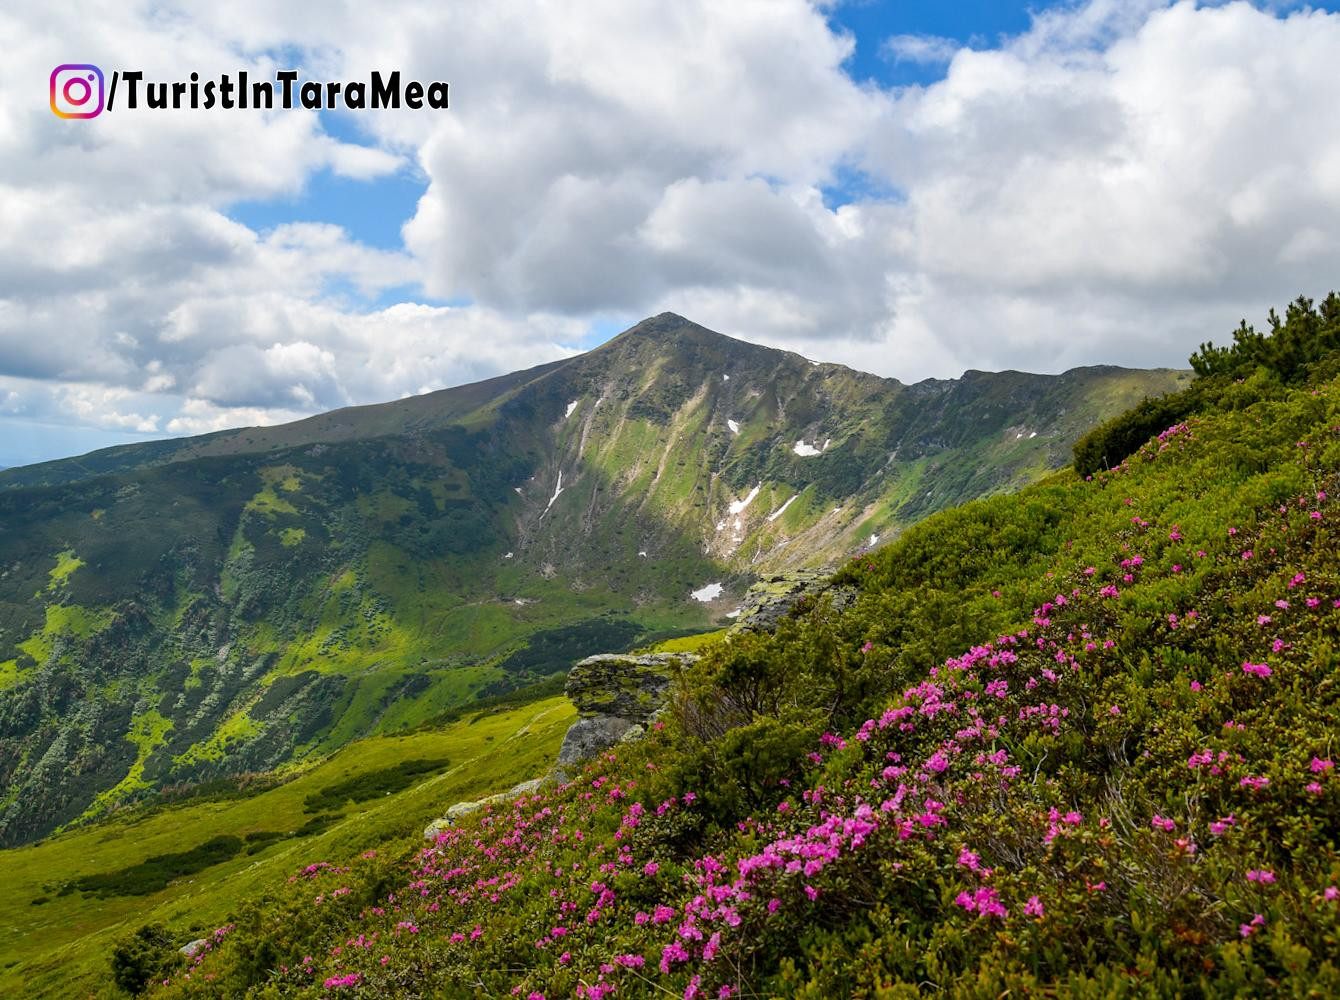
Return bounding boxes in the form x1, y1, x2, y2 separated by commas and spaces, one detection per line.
112, 70, 448, 111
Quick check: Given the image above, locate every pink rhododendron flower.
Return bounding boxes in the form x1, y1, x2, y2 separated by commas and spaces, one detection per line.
955, 886, 1008, 919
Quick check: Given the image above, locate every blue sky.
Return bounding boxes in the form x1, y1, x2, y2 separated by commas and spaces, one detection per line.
6, 0, 1340, 468
830, 0, 1057, 85
228, 111, 426, 254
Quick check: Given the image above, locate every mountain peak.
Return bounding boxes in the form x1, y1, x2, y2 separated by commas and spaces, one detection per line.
647, 310, 693, 325
598, 313, 784, 366
612, 312, 721, 343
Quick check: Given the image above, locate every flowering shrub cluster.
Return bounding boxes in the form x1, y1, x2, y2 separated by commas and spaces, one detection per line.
151, 364, 1340, 995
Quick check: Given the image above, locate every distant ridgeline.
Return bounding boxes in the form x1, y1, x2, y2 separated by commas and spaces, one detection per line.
136, 294, 1340, 998
0, 314, 1181, 845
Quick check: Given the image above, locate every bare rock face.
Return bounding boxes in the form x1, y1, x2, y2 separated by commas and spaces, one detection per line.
727, 570, 857, 635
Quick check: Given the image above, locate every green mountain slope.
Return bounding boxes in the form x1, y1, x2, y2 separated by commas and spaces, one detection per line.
0, 315, 1183, 846
142, 312, 1340, 998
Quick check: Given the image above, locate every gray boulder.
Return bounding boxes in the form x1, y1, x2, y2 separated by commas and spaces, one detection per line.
552, 652, 698, 770
507, 776, 548, 798
423, 817, 453, 841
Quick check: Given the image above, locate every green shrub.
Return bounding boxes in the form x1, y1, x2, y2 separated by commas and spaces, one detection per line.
110, 924, 180, 995
1077, 291, 1340, 477
1072, 387, 1200, 476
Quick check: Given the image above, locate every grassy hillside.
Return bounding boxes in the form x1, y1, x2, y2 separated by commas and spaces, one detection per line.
137, 304, 1340, 997
0, 695, 573, 997
0, 315, 1180, 847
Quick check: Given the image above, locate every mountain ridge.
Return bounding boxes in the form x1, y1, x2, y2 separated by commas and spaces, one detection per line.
0, 313, 1175, 489
0, 313, 1186, 845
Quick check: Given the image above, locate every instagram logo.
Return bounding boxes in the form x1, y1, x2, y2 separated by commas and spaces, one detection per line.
50, 64, 104, 119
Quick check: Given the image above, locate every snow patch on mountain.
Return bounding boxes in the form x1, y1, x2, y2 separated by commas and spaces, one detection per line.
543, 471, 565, 514
728, 484, 762, 515
691, 582, 724, 602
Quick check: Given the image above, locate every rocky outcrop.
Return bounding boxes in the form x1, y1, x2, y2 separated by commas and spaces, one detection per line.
727, 570, 857, 635
556, 715, 640, 768
555, 652, 697, 771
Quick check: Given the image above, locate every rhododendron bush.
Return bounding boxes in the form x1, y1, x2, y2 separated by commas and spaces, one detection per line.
154, 336, 1340, 996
